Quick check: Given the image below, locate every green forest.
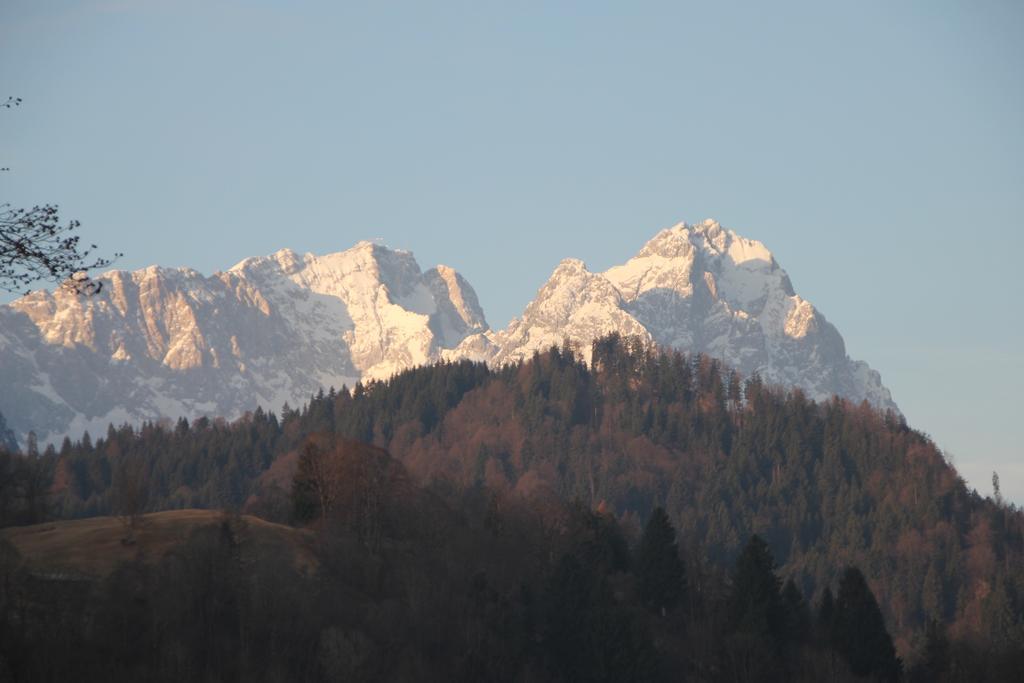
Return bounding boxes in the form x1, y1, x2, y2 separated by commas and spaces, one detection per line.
1, 334, 1022, 681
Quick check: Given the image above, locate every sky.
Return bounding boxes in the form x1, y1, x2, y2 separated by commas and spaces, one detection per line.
1, 1, 1022, 503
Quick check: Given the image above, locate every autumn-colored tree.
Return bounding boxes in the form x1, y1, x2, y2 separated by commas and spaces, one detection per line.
292, 435, 407, 552
111, 457, 148, 543
292, 439, 343, 522
21, 333, 1024, 664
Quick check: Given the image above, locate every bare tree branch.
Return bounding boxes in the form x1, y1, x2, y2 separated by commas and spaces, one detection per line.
2, 96, 121, 294
0, 204, 122, 294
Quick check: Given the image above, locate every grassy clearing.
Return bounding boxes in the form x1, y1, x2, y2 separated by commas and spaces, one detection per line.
1, 509, 316, 578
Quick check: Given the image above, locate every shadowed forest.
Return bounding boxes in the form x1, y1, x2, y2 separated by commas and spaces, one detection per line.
1, 334, 1022, 681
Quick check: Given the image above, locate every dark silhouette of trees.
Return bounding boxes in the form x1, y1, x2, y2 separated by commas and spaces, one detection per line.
9, 333, 1023, 675
815, 585, 836, 651
781, 577, 811, 645
1, 449, 1020, 682
724, 534, 787, 681
833, 566, 901, 681
541, 553, 658, 682
728, 535, 784, 638
292, 439, 342, 522
636, 507, 686, 616
0, 446, 50, 527
908, 619, 949, 682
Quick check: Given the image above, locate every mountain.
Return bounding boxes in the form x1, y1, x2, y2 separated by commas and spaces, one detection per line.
0, 220, 895, 445
0, 242, 487, 444
22, 339, 1024, 665
480, 220, 896, 411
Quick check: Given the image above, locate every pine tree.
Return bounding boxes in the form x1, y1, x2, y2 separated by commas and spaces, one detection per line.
908, 619, 949, 683
833, 567, 901, 682
636, 507, 686, 616
781, 577, 810, 644
728, 535, 783, 639
816, 586, 836, 645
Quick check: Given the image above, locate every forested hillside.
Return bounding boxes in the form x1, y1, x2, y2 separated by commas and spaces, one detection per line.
1, 334, 1022, 671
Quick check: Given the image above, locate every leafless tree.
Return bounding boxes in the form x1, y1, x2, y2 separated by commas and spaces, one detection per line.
112, 458, 149, 543
302, 442, 344, 521
1, 96, 120, 294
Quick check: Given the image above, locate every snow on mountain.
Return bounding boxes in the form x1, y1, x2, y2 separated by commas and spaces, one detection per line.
0, 242, 488, 445
484, 219, 897, 411
0, 220, 897, 445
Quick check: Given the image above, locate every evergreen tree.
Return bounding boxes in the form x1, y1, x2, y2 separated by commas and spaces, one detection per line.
781, 578, 810, 644
727, 534, 783, 640
543, 554, 657, 682
908, 619, 949, 683
816, 586, 836, 645
636, 507, 686, 616
833, 566, 901, 682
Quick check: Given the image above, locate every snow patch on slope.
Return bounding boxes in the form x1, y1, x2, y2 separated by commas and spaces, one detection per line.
0, 219, 896, 447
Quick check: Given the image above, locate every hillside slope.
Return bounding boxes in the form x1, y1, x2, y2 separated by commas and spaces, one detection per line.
1, 509, 315, 578
21, 337, 1021, 656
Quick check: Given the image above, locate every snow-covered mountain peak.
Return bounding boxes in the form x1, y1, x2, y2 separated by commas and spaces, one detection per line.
424, 265, 488, 336
636, 219, 775, 268
0, 241, 489, 444
493, 219, 896, 412
0, 221, 898, 447
634, 222, 699, 259
555, 257, 589, 272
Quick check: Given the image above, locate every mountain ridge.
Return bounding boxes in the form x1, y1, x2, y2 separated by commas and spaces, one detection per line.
0, 220, 896, 444
473, 219, 894, 411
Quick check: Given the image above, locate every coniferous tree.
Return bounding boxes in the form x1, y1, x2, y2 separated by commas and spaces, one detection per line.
636, 507, 686, 616
10, 332, 1024, 670
781, 578, 811, 645
728, 534, 783, 640
816, 586, 836, 645
833, 566, 901, 682
908, 618, 949, 683
543, 553, 657, 682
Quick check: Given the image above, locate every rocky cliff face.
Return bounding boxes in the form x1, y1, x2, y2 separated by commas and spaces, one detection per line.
477, 220, 895, 411
0, 220, 896, 445
0, 242, 487, 444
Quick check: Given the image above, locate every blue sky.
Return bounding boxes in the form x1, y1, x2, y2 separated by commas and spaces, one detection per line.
1, 1, 1022, 502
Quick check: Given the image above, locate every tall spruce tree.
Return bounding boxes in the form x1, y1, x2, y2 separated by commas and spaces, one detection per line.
728, 535, 784, 640
908, 619, 949, 683
781, 578, 811, 644
816, 586, 836, 646
636, 507, 686, 616
833, 567, 901, 682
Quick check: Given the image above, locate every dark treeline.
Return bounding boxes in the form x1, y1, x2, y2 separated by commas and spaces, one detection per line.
1, 334, 1022, 678
0, 439, 926, 682
1, 453, 1015, 681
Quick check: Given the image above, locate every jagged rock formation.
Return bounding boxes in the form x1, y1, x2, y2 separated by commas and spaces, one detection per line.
0, 220, 896, 445
475, 220, 896, 411
0, 242, 487, 444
